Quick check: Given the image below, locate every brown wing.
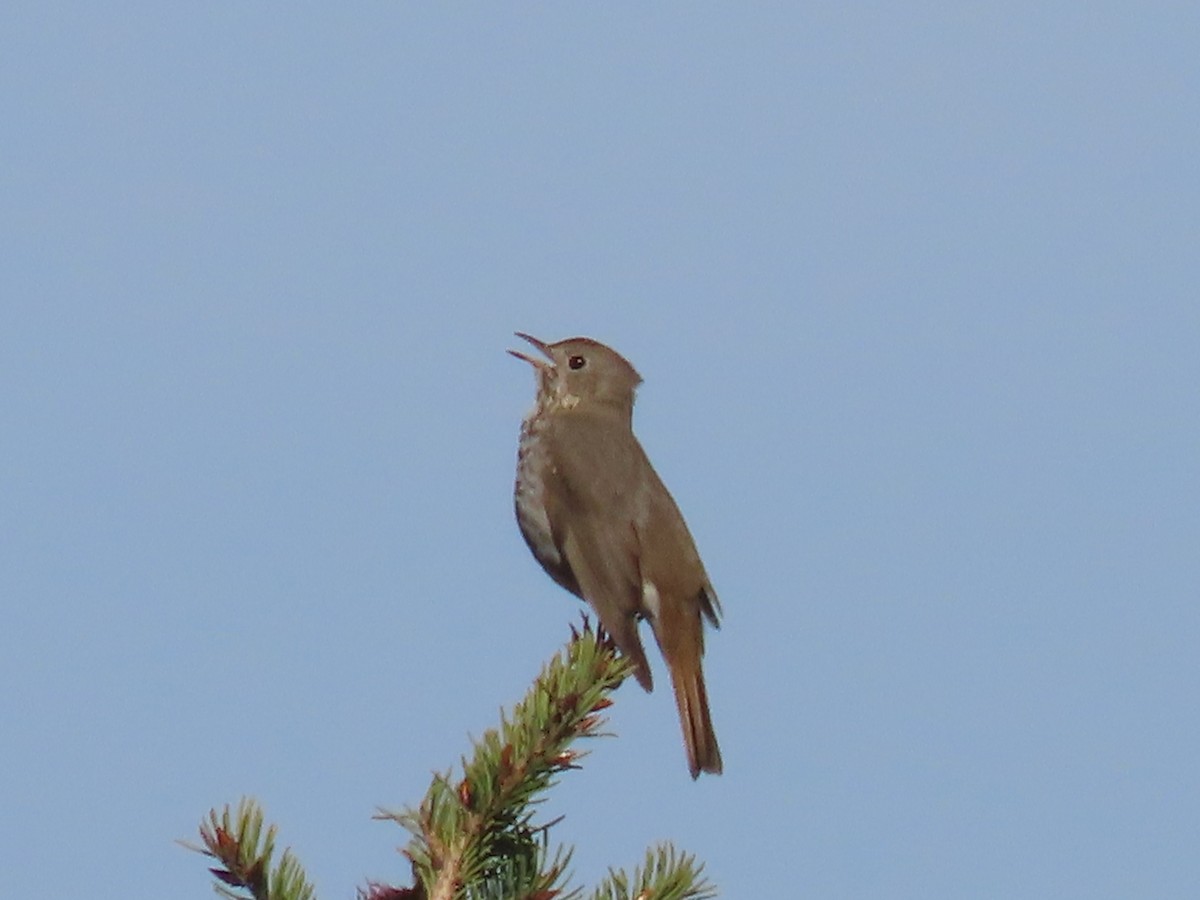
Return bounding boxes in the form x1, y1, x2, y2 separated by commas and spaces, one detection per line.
635, 459, 722, 628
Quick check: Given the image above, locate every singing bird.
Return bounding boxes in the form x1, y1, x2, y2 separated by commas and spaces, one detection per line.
510, 333, 722, 778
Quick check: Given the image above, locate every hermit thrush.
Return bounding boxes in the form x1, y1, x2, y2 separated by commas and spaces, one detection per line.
509, 333, 722, 778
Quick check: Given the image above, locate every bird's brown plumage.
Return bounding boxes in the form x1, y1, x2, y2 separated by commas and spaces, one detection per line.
511, 334, 723, 778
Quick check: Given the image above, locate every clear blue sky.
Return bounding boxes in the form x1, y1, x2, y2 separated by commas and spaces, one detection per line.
3, 5, 1197, 898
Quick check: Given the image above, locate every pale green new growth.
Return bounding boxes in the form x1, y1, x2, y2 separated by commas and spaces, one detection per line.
590, 845, 717, 900
182, 797, 316, 900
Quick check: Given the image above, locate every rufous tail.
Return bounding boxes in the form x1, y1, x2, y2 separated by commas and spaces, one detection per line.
668, 658, 723, 778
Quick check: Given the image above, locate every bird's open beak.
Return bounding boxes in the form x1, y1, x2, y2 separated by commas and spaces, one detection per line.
508, 332, 554, 369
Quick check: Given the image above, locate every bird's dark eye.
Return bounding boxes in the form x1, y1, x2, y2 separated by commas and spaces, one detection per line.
568, 355, 586, 370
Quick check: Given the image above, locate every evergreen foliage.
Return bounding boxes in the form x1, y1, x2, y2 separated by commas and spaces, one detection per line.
186, 625, 717, 899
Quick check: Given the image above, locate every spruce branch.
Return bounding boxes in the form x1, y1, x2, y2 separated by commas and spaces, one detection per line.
589, 845, 717, 900
376, 622, 632, 900
186, 624, 720, 899
181, 797, 316, 900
